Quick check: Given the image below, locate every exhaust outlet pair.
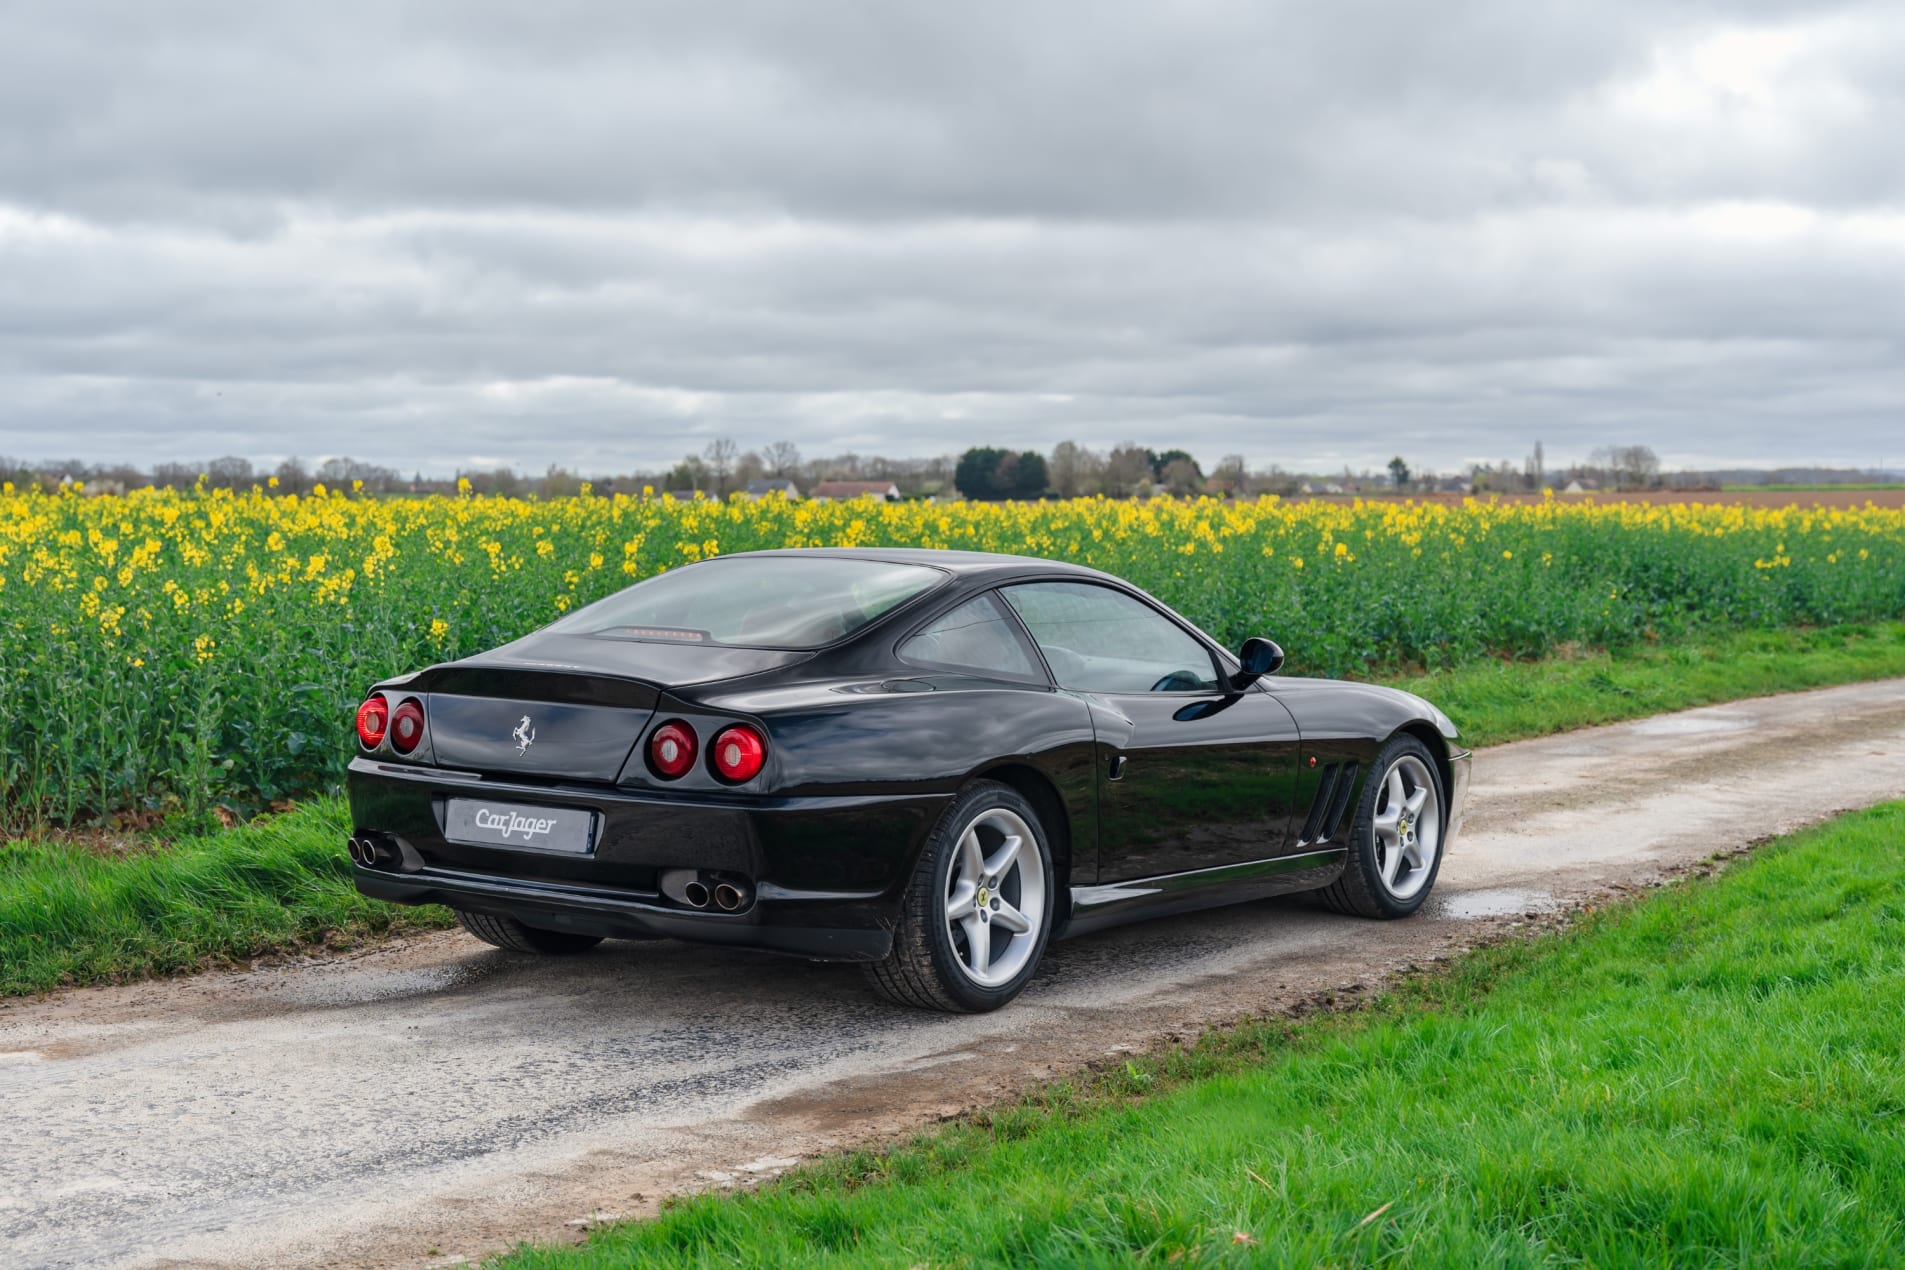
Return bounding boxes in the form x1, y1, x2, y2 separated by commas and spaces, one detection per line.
663, 869, 753, 912
679, 881, 747, 911
347, 835, 398, 870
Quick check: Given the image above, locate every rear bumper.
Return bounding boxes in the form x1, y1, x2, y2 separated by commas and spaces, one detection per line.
355, 864, 896, 960
346, 756, 952, 962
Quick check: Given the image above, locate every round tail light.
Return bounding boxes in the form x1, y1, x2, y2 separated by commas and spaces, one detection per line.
648, 720, 698, 779
710, 724, 767, 784
355, 696, 388, 749
389, 697, 426, 755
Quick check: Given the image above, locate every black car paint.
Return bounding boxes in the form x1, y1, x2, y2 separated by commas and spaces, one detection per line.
347, 548, 1468, 961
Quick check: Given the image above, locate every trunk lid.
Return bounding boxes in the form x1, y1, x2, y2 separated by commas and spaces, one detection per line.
407, 639, 810, 782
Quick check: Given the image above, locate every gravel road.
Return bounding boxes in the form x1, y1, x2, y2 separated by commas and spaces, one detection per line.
5, 680, 1904, 1269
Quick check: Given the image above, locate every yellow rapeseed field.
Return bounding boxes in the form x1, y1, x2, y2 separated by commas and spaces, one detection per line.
3, 481, 1902, 826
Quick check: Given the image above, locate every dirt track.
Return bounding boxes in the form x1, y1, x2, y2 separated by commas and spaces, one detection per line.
4, 680, 1905, 1269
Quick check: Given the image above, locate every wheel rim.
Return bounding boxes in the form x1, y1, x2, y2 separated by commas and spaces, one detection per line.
1371, 754, 1441, 901
944, 808, 1046, 989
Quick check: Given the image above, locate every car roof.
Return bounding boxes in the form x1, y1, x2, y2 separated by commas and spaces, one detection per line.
721, 546, 1116, 583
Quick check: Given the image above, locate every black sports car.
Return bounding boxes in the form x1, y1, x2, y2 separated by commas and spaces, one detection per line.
347, 548, 1470, 1011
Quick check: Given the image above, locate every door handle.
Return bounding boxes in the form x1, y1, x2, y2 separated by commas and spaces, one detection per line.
1108, 754, 1127, 781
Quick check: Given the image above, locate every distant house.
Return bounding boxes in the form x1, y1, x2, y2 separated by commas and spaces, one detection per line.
661, 488, 706, 501
810, 481, 901, 502
1562, 478, 1596, 494
743, 478, 801, 500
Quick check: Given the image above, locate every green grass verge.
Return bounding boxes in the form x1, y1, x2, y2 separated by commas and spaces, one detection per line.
495, 802, 1905, 1268
3, 619, 1902, 997
0, 799, 450, 995
1391, 619, 1905, 747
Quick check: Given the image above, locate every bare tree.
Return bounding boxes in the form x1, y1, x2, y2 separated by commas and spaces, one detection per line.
1588, 444, 1660, 490
206, 455, 253, 489
762, 441, 802, 478
1104, 444, 1154, 497
1617, 445, 1660, 489
1253, 464, 1299, 497
151, 462, 198, 490
1159, 458, 1203, 496
1047, 440, 1106, 498
734, 450, 767, 488
541, 464, 583, 498
1209, 454, 1248, 497
273, 456, 309, 493
701, 438, 739, 496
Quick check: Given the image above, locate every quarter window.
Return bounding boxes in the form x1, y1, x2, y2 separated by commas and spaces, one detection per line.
1001, 582, 1220, 694
899, 594, 1042, 681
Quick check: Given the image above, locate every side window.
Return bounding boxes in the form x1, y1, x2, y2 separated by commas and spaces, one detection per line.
899, 593, 1044, 682
1001, 582, 1220, 694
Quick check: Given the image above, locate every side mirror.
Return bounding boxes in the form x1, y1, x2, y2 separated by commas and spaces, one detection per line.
1231, 637, 1284, 689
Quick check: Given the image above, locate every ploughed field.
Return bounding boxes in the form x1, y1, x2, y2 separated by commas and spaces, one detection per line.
4, 485, 1904, 829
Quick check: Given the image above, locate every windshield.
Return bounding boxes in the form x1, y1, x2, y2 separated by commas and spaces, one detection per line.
546, 556, 945, 650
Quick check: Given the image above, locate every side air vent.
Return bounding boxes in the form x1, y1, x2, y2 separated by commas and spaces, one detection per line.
1298, 762, 1362, 847
1320, 762, 1360, 842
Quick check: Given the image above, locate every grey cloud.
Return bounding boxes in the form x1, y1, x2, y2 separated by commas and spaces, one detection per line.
1, 0, 1903, 475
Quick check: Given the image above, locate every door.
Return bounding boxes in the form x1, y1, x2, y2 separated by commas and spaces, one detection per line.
999, 582, 1303, 882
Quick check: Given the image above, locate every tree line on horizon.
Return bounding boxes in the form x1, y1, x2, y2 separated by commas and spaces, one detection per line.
3, 439, 1890, 501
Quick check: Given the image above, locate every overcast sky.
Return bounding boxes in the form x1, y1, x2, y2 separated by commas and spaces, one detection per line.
2, 1, 1901, 477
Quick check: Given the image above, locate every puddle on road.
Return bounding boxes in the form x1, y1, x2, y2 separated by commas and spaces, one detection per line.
1433, 888, 1558, 920
1627, 713, 1754, 737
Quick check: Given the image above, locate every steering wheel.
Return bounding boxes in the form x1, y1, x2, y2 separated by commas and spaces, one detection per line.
1149, 669, 1204, 693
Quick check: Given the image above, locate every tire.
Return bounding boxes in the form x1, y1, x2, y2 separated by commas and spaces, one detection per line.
1316, 734, 1447, 919
454, 909, 605, 955
865, 780, 1056, 1013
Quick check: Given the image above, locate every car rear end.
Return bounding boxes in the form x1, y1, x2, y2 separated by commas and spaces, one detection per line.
344, 554, 957, 960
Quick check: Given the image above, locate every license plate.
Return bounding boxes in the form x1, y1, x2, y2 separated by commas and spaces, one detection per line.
443, 799, 597, 854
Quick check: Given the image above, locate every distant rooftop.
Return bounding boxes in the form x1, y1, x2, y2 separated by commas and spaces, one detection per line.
810, 480, 901, 501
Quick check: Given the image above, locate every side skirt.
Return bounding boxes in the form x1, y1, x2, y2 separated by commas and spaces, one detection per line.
1060, 847, 1348, 939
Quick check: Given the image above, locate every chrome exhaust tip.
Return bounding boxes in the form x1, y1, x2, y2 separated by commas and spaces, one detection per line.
713, 882, 747, 912
683, 880, 711, 909
347, 837, 367, 866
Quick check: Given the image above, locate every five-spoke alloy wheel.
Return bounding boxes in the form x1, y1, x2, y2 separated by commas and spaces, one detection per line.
1316, 734, 1447, 919
867, 780, 1055, 1012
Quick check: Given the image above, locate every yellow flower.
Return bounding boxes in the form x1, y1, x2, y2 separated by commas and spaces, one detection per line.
429, 618, 449, 641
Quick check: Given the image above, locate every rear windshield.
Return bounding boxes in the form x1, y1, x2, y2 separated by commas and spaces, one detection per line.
546, 556, 945, 650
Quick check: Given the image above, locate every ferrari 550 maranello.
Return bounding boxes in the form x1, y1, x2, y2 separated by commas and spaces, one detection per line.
346, 548, 1471, 1011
